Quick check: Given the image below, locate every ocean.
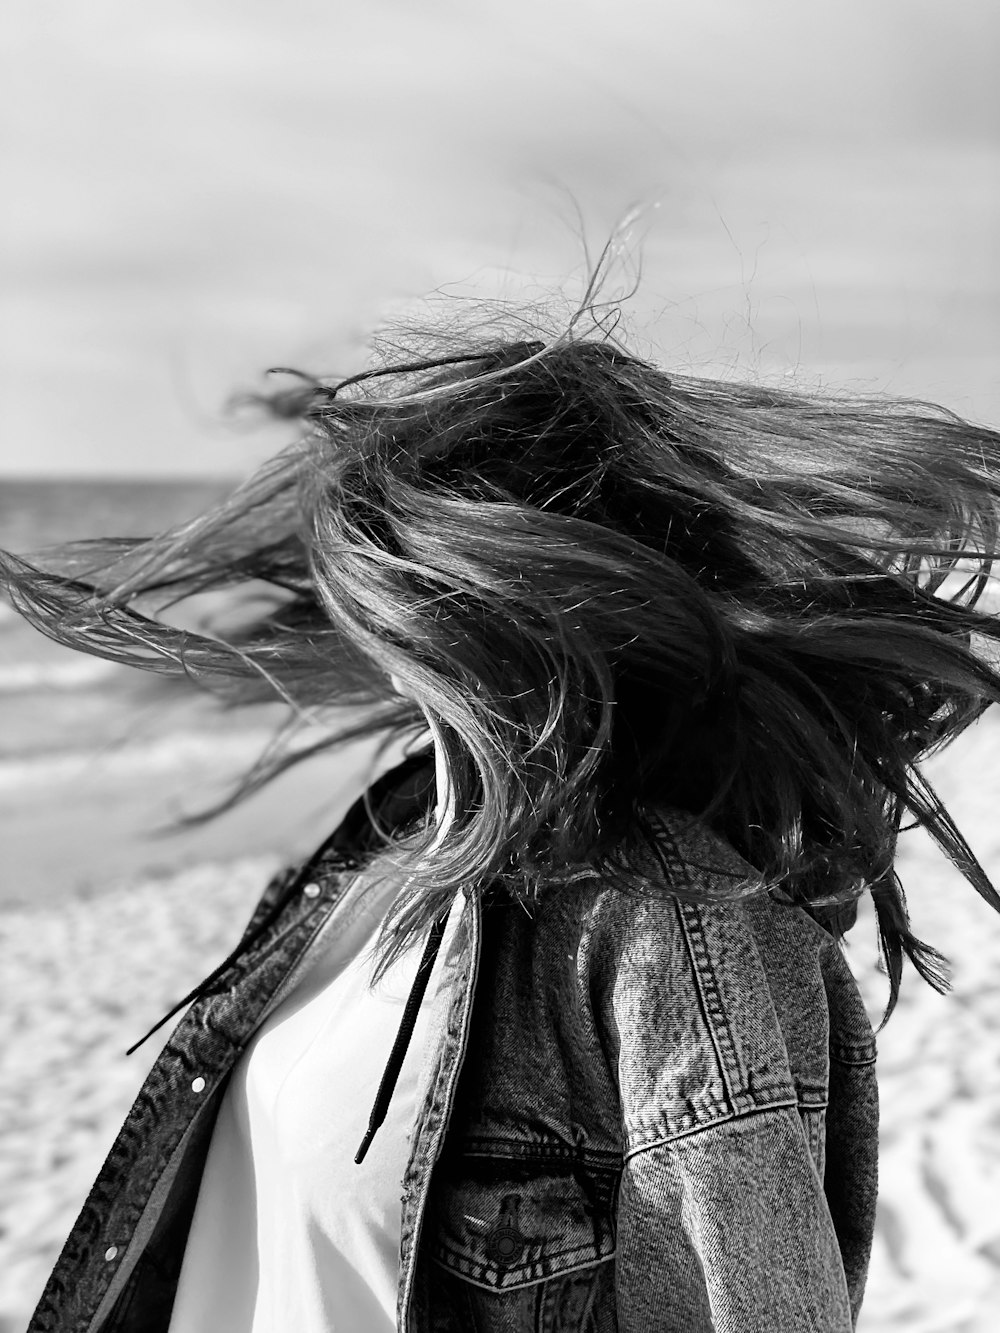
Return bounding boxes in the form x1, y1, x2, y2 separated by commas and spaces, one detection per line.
0, 476, 238, 740
0, 478, 377, 905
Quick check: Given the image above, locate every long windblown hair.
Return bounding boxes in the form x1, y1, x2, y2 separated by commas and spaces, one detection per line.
4, 300, 1000, 1023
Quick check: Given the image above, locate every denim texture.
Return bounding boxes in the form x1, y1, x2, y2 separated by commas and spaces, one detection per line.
28, 758, 878, 1332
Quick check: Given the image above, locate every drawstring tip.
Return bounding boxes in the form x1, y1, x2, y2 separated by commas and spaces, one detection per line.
355, 1128, 377, 1165
124, 1010, 175, 1058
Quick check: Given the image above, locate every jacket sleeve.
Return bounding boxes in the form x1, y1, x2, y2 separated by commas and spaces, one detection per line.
589, 882, 862, 1333
615, 1107, 856, 1332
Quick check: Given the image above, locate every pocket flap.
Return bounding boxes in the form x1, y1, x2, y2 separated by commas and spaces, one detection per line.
427, 1155, 619, 1292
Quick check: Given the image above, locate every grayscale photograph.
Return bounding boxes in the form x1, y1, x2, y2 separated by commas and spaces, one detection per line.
1, 2, 998, 1330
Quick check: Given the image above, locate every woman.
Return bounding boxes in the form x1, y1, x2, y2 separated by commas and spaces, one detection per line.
7, 300, 1000, 1332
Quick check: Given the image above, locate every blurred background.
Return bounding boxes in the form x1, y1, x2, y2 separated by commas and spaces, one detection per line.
1, 1, 999, 1329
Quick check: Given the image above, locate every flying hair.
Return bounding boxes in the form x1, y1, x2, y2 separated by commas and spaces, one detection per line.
4, 266, 1000, 1027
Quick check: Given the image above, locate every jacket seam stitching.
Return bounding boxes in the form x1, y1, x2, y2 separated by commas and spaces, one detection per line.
448, 1139, 622, 1165
428, 1250, 616, 1292
623, 1098, 800, 1160
675, 900, 741, 1108
431, 1237, 614, 1271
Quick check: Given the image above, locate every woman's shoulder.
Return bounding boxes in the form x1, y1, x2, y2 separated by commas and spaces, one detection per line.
575, 803, 765, 922
561, 803, 836, 967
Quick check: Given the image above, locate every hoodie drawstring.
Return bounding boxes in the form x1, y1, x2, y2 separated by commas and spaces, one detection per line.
124, 752, 437, 1060
355, 906, 452, 1164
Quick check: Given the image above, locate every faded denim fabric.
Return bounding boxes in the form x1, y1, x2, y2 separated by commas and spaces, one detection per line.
28, 757, 878, 1332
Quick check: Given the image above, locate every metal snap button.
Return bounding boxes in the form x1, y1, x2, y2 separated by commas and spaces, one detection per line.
302, 882, 321, 899
484, 1224, 525, 1267
191, 1076, 206, 1093
483, 1195, 530, 1268
104, 1246, 118, 1262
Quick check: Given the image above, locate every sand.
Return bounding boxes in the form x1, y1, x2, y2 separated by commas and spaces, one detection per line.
0, 859, 276, 1331
2, 718, 1000, 1332
842, 714, 1000, 1330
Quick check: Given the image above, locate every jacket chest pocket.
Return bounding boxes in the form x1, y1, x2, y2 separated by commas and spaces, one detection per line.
424, 1153, 620, 1332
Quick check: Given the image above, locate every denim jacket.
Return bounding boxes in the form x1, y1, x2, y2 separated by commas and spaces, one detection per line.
29, 753, 878, 1332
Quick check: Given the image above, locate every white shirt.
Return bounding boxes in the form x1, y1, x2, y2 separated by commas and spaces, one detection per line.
168, 872, 460, 1333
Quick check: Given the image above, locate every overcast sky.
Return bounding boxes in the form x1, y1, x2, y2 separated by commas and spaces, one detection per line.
2, 0, 998, 475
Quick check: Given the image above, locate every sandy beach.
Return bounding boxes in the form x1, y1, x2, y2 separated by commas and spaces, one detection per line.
2, 716, 1000, 1332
